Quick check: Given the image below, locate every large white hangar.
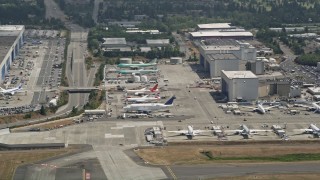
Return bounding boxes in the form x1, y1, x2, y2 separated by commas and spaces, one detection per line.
221, 70, 259, 101
0, 25, 25, 82
198, 39, 256, 78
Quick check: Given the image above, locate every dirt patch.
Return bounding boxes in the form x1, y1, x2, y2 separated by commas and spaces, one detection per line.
0, 111, 54, 125
211, 173, 320, 180
0, 147, 77, 179
135, 144, 320, 165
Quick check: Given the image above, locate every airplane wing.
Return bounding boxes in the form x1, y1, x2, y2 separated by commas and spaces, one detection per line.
193, 130, 212, 134
250, 129, 273, 132
241, 106, 257, 111
297, 128, 313, 133
224, 129, 243, 134
264, 105, 279, 110
168, 130, 188, 135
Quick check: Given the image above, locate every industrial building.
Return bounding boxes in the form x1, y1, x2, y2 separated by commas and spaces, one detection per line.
102, 38, 131, 51
246, 59, 265, 75
191, 23, 253, 40
196, 23, 235, 31
221, 70, 259, 101
0, 25, 25, 81
146, 39, 170, 47
190, 31, 253, 40
170, 57, 183, 64
206, 54, 239, 77
198, 39, 256, 77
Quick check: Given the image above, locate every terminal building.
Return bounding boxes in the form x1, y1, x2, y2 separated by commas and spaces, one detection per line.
221, 70, 258, 101
0, 25, 25, 82
198, 39, 257, 77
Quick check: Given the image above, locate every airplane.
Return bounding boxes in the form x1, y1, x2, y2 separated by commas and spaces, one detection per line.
125, 84, 159, 95
117, 59, 157, 68
116, 69, 159, 75
126, 94, 161, 103
123, 96, 176, 113
241, 103, 279, 114
226, 124, 271, 139
293, 124, 320, 138
168, 125, 211, 140
300, 102, 320, 113
0, 83, 23, 95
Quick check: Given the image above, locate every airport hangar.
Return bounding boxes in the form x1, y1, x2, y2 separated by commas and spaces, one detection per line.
0, 25, 25, 82
221, 70, 259, 101
197, 39, 257, 77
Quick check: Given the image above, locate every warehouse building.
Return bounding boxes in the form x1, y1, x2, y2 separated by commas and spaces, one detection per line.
196, 23, 235, 31
102, 38, 131, 51
198, 39, 256, 77
0, 25, 25, 81
190, 31, 253, 40
146, 39, 170, 47
221, 70, 258, 101
191, 23, 253, 40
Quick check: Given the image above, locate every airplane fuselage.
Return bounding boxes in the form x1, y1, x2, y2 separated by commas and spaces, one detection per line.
124, 103, 171, 112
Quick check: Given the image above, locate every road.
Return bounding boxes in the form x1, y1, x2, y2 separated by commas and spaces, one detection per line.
44, 0, 93, 113
168, 162, 320, 179
92, 0, 103, 24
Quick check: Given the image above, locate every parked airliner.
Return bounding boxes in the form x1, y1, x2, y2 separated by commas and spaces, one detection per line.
125, 84, 158, 95
123, 96, 175, 112
168, 125, 211, 140
0, 84, 23, 95
242, 103, 278, 114
126, 94, 161, 103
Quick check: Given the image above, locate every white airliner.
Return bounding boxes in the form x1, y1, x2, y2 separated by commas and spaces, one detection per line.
125, 84, 158, 95
168, 125, 211, 140
126, 94, 161, 103
296, 124, 320, 137
227, 124, 271, 138
0, 83, 23, 95
242, 103, 278, 114
123, 96, 175, 112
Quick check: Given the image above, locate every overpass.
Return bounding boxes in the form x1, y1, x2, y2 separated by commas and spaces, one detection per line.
60, 87, 100, 93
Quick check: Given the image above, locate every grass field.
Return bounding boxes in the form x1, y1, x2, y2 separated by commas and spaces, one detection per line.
135, 144, 320, 165
0, 147, 76, 179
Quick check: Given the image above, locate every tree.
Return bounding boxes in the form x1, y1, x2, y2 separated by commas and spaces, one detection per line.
40, 105, 46, 115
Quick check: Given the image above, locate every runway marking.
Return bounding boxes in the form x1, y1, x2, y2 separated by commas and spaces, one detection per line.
166, 166, 177, 180
104, 134, 124, 138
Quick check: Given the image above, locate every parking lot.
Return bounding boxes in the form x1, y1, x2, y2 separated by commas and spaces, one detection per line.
0, 29, 65, 113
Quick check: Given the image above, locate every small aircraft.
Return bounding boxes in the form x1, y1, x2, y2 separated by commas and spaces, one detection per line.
125, 84, 158, 95
168, 125, 211, 140
126, 94, 161, 103
241, 103, 279, 114
0, 83, 23, 95
117, 59, 157, 68
123, 96, 176, 113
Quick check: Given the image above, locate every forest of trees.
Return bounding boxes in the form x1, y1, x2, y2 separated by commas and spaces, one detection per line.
99, 0, 320, 30
55, 0, 94, 27
295, 49, 320, 66
0, 0, 45, 25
